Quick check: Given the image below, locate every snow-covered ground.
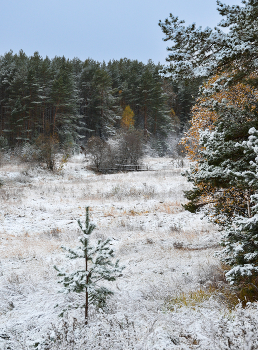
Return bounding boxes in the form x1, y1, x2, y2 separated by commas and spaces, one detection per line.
0, 155, 258, 349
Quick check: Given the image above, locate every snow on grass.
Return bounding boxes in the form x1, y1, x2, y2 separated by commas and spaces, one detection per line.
0, 155, 257, 349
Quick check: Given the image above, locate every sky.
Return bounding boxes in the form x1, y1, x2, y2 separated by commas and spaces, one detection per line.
1, 0, 242, 64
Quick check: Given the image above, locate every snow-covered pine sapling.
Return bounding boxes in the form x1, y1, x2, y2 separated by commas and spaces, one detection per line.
54, 207, 124, 322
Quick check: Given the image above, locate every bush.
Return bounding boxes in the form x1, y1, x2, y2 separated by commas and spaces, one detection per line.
37, 313, 152, 350
18, 142, 41, 164
34, 134, 60, 171
16, 134, 72, 171
86, 136, 110, 171
118, 130, 144, 165
86, 131, 144, 172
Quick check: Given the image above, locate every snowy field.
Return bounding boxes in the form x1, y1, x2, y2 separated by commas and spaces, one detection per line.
0, 155, 258, 350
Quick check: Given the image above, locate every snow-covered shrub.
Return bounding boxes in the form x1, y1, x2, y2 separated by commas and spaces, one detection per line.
34, 134, 60, 171
35, 311, 181, 350
86, 131, 144, 173
202, 303, 258, 350
117, 130, 144, 166
18, 142, 41, 164
38, 314, 142, 350
86, 136, 109, 171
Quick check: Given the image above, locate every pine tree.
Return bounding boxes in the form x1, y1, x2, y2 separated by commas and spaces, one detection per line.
78, 61, 121, 138
54, 207, 124, 322
160, 1, 258, 295
50, 56, 79, 141
0, 50, 29, 145
159, 0, 258, 85
181, 73, 258, 161
191, 126, 258, 298
218, 128, 258, 287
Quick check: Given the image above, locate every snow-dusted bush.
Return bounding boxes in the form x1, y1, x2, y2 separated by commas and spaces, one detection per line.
18, 142, 41, 164
86, 131, 144, 172
86, 136, 109, 171
203, 303, 258, 350
38, 313, 149, 350
29, 303, 258, 350
117, 130, 144, 166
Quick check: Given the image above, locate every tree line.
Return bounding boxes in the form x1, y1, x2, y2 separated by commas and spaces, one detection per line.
0, 51, 199, 152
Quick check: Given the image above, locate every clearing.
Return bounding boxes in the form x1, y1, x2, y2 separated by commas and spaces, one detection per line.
0, 156, 257, 349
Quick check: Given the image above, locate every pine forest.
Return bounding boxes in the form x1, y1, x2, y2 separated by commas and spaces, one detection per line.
0, 52, 199, 151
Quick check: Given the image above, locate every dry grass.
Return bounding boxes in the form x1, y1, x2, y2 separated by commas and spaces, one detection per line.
154, 201, 183, 214
101, 201, 184, 227
165, 288, 217, 310
0, 235, 62, 259
103, 184, 156, 200
166, 285, 239, 311
103, 206, 150, 218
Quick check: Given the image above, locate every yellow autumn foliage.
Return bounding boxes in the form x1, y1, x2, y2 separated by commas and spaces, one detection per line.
121, 105, 135, 129
170, 108, 181, 132
181, 72, 258, 161
181, 72, 258, 225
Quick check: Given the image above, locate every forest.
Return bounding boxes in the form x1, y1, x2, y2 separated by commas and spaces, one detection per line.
0, 51, 199, 155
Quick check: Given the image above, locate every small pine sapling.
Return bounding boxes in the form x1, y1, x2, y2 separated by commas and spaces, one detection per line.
54, 207, 124, 322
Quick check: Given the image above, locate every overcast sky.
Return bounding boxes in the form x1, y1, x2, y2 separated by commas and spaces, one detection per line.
1, 0, 242, 64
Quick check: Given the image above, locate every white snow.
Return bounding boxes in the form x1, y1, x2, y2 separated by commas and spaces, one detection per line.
0, 155, 257, 349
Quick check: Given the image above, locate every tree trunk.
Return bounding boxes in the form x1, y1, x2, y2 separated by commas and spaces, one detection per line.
154, 114, 157, 135
85, 252, 88, 324
53, 101, 60, 136
144, 105, 147, 137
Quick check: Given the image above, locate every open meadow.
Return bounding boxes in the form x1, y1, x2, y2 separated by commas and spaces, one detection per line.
0, 155, 258, 350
